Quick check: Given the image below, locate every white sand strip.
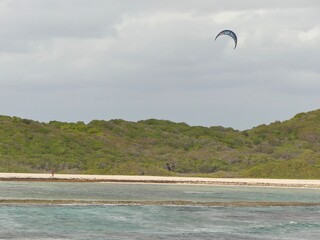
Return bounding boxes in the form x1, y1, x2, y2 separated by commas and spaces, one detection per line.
0, 173, 320, 188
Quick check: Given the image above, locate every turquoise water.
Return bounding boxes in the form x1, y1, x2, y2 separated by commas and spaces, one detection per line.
1, 182, 320, 239
1, 205, 320, 239
1, 181, 320, 202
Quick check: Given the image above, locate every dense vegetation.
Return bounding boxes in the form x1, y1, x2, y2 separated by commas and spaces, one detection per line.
1, 109, 320, 179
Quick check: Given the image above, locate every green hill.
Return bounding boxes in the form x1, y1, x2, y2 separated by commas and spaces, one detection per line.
1, 110, 320, 179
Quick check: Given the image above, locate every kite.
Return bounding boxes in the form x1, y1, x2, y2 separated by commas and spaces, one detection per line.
215, 30, 237, 49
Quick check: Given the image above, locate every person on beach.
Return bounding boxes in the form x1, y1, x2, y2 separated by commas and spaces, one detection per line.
51, 170, 55, 178
171, 162, 175, 171
166, 163, 171, 171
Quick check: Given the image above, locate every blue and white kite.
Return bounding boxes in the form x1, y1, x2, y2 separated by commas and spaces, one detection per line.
215, 30, 237, 49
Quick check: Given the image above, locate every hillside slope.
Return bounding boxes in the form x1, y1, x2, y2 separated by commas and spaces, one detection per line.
0, 110, 320, 179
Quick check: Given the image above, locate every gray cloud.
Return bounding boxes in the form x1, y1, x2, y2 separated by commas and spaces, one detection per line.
0, 0, 319, 129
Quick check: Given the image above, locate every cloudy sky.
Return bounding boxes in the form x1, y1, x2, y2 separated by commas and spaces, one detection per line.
0, 0, 319, 130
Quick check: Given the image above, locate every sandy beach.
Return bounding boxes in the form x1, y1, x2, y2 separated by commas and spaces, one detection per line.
1, 173, 320, 188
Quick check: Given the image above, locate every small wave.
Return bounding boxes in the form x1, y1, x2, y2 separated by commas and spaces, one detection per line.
248, 221, 320, 235
290, 221, 298, 224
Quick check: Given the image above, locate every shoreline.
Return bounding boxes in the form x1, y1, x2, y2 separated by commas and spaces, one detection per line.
1, 173, 320, 188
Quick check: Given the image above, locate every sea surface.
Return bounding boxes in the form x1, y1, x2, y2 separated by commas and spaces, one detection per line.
1, 181, 320, 239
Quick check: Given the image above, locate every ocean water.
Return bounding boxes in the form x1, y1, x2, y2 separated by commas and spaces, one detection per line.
1, 181, 320, 203
1, 182, 320, 239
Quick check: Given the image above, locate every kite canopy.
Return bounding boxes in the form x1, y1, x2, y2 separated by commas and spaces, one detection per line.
215, 30, 237, 49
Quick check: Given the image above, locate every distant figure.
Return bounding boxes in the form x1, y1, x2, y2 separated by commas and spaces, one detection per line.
171, 163, 175, 171
51, 170, 55, 178
166, 163, 171, 171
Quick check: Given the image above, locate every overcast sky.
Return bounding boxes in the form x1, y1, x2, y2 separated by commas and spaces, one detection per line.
0, 0, 319, 130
